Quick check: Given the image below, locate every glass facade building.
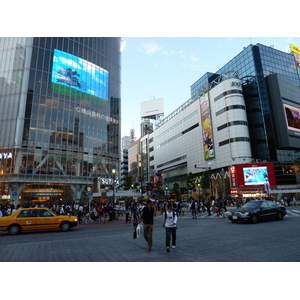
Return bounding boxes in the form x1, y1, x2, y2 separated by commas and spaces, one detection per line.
191, 43, 300, 163
0, 37, 121, 204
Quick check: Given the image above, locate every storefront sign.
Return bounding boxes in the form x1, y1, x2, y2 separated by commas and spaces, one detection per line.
97, 177, 119, 186
0, 152, 12, 159
230, 166, 237, 187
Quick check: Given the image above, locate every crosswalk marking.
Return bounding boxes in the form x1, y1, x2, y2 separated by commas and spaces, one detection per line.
286, 210, 300, 217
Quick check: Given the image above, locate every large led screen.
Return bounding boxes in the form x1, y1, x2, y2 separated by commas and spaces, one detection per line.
243, 166, 269, 186
51, 49, 109, 101
284, 104, 300, 133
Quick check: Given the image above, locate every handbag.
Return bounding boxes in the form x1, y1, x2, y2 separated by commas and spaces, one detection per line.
136, 223, 143, 238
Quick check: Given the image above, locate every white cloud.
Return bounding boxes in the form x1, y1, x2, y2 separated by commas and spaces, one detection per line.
142, 42, 161, 54
190, 54, 199, 61
162, 50, 169, 57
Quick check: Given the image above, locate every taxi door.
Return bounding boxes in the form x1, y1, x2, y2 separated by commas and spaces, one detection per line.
36, 209, 59, 230
16, 209, 38, 231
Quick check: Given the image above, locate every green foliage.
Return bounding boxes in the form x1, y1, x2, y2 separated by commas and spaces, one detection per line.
173, 182, 180, 200
123, 175, 133, 190
146, 182, 153, 191
186, 172, 195, 192
200, 170, 210, 190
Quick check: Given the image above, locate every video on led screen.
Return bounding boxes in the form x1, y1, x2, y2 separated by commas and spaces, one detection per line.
243, 166, 269, 185
51, 49, 109, 101
284, 104, 300, 133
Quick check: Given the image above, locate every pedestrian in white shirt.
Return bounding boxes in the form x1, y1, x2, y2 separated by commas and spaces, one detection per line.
162, 202, 178, 252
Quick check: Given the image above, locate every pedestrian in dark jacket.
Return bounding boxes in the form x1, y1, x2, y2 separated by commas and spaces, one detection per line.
139, 200, 156, 252
206, 198, 211, 216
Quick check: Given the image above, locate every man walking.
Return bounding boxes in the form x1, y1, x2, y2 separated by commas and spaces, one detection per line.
139, 200, 156, 252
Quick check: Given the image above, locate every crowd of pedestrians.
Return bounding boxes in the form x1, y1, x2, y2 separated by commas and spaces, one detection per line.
0, 204, 18, 217
181, 197, 228, 218
0, 201, 126, 223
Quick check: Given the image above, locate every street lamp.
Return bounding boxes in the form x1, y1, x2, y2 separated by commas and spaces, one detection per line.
165, 186, 169, 200
112, 165, 116, 205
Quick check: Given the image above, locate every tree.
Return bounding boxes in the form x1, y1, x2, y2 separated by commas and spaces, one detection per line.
154, 180, 164, 199
186, 172, 195, 198
200, 170, 211, 196
173, 182, 180, 200
123, 175, 133, 190
146, 182, 153, 193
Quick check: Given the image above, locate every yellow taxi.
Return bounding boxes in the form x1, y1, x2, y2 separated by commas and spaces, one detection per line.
0, 208, 78, 235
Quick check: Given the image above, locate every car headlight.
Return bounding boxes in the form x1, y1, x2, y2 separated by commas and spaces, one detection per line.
240, 212, 249, 217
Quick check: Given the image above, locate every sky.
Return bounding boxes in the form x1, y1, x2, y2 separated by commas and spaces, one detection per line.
121, 37, 300, 138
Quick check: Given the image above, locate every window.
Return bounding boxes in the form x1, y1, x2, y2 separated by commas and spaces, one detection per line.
17, 209, 37, 218
261, 202, 269, 209
38, 209, 54, 217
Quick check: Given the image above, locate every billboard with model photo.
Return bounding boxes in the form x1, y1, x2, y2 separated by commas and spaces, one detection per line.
284, 103, 300, 133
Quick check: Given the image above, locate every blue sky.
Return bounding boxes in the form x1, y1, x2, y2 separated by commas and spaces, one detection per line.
121, 37, 300, 137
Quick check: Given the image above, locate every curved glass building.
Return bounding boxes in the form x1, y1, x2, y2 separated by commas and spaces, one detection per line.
0, 37, 121, 205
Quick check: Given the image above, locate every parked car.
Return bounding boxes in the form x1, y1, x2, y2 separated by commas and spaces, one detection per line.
227, 200, 286, 224
0, 208, 78, 234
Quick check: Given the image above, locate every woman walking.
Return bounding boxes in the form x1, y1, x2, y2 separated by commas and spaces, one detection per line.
162, 202, 178, 252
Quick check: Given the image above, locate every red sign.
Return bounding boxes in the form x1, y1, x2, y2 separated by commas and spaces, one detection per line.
234, 162, 276, 188
230, 166, 238, 188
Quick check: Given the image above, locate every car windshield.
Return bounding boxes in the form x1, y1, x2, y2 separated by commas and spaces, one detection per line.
242, 202, 261, 209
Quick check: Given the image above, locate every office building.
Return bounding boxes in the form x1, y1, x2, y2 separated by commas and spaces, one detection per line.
145, 43, 300, 199
0, 37, 121, 205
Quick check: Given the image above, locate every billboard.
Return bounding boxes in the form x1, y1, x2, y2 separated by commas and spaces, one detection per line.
243, 166, 268, 186
51, 49, 109, 101
200, 93, 215, 160
290, 44, 300, 79
141, 98, 164, 118
283, 103, 300, 133
233, 163, 276, 188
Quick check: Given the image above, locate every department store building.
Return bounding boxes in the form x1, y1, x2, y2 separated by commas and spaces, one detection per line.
145, 43, 300, 199
0, 37, 121, 205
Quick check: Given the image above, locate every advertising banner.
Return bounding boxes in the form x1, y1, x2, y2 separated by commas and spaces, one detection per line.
130, 129, 135, 143
290, 44, 300, 79
283, 103, 300, 133
234, 163, 276, 188
230, 166, 238, 188
200, 93, 215, 160
52, 49, 109, 102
